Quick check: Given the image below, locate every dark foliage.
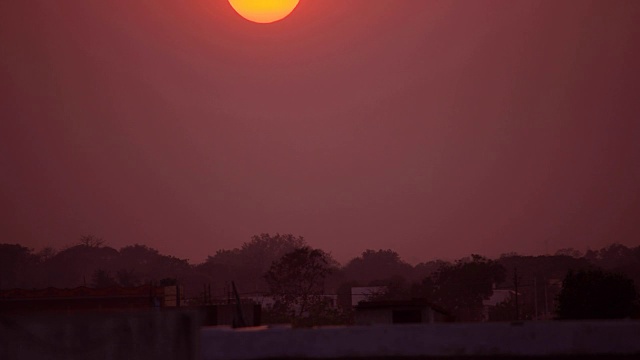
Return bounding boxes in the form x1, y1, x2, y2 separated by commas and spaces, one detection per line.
197, 233, 307, 294
91, 269, 117, 288
423, 255, 506, 321
342, 249, 414, 285
556, 269, 639, 319
264, 247, 332, 318
2, 235, 640, 323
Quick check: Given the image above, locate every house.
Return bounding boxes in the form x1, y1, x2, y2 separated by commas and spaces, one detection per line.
482, 288, 517, 321
248, 294, 338, 312
355, 299, 453, 325
350, 286, 388, 306
483, 289, 516, 307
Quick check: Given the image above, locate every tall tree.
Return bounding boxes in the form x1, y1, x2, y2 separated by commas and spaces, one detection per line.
557, 269, 638, 320
427, 254, 506, 321
0, 244, 37, 289
91, 269, 116, 288
343, 249, 414, 285
44, 244, 119, 288
78, 235, 105, 248
200, 233, 307, 293
264, 247, 333, 320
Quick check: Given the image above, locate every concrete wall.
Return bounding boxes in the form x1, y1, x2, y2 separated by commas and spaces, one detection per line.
0, 310, 201, 360
201, 321, 640, 360
199, 304, 260, 327
354, 308, 392, 325
355, 307, 442, 325
4, 311, 639, 360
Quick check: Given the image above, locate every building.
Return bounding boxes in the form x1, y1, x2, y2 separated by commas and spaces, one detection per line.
350, 286, 388, 306
482, 288, 518, 321
248, 294, 338, 315
200, 303, 262, 327
0, 284, 183, 314
355, 299, 453, 325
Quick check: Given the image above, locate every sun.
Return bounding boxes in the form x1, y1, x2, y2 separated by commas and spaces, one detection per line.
228, 0, 300, 24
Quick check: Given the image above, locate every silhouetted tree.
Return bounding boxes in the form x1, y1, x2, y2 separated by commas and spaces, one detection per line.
36, 247, 57, 262
0, 244, 37, 289
78, 235, 105, 248
586, 244, 635, 269
555, 248, 583, 258
496, 253, 593, 320
264, 247, 333, 321
343, 249, 414, 285
556, 269, 638, 319
413, 260, 450, 282
242, 233, 306, 266
116, 244, 191, 284
91, 269, 116, 288
116, 268, 140, 287
45, 244, 119, 288
200, 233, 307, 294
427, 254, 506, 321
5, 238, 640, 313
368, 274, 411, 301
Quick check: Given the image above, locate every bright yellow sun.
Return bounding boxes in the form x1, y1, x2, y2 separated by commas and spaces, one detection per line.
228, 0, 300, 24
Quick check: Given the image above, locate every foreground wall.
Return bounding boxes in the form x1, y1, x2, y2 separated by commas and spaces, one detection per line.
0, 310, 200, 360
202, 321, 640, 360
3, 312, 640, 360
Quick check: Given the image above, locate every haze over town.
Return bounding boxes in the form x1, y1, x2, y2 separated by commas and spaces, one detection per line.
2, 0, 639, 265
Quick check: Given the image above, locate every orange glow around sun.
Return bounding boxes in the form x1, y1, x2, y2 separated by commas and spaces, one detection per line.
228, 0, 300, 24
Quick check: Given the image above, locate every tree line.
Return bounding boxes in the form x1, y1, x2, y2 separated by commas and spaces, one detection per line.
1, 234, 639, 323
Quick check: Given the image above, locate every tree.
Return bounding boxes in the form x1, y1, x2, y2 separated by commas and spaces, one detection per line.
343, 249, 414, 285
264, 247, 333, 322
496, 254, 592, 320
45, 244, 119, 288
241, 233, 306, 265
368, 274, 411, 301
36, 247, 57, 262
91, 269, 116, 288
426, 254, 506, 321
0, 244, 37, 289
116, 268, 140, 287
556, 269, 638, 320
116, 244, 191, 283
200, 233, 307, 293
78, 235, 105, 248
413, 260, 450, 282
555, 248, 583, 258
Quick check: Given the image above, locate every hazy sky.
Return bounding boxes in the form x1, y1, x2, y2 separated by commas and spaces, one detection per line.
2, 0, 639, 264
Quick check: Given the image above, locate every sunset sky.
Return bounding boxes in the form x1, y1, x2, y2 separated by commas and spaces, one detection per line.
1, 0, 639, 264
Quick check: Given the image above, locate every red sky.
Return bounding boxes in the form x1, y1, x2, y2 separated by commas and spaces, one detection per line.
1, 0, 639, 264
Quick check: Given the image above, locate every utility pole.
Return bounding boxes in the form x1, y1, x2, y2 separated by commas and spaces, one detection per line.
534, 277, 538, 320
544, 278, 549, 319
176, 283, 181, 307
231, 281, 247, 328
514, 268, 519, 321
